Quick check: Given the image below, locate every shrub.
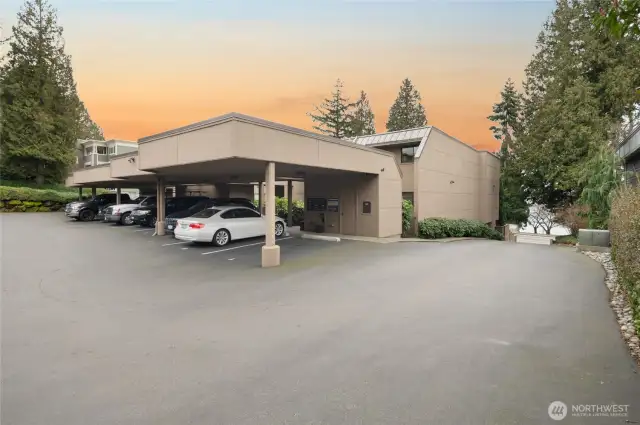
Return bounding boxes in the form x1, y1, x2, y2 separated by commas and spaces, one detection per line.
417, 217, 504, 240
402, 200, 413, 236
254, 197, 305, 225
0, 186, 78, 203
609, 186, 640, 334
554, 204, 589, 236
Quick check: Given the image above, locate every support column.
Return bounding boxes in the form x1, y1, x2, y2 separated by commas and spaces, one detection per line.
287, 180, 293, 227
78, 187, 82, 200
156, 177, 166, 236
91, 187, 96, 198
258, 181, 263, 214
116, 187, 121, 204
262, 162, 280, 267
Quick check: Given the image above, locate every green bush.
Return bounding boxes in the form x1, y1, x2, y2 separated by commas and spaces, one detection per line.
417, 217, 504, 240
0, 185, 78, 203
254, 197, 305, 225
610, 186, 640, 334
402, 200, 413, 236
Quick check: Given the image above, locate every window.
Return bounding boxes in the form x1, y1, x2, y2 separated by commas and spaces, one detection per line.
191, 208, 221, 219
220, 209, 240, 219
236, 208, 261, 218
96, 146, 107, 155
401, 146, 417, 163
108, 146, 116, 155
402, 192, 414, 204
85, 147, 93, 156
275, 186, 285, 197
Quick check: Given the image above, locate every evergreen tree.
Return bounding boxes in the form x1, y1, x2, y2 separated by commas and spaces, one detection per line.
511, 0, 640, 210
488, 78, 522, 156
308, 79, 354, 139
0, 0, 103, 183
386, 78, 427, 131
488, 79, 529, 226
348, 90, 376, 136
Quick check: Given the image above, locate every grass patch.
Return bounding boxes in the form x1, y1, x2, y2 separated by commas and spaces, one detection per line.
554, 235, 578, 245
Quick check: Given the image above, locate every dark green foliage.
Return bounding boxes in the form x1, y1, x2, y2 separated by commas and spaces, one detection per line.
308, 79, 354, 139
0, 0, 103, 184
488, 79, 529, 227
402, 200, 413, 235
386, 78, 427, 131
349, 91, 376, 136
595, 0, 640, 37
0, 185, 79, 203
578, 143, 623, 228
610, 186, 640, 333
510, 0, 640, 211
417, 218, 504, 240
274, 197, 304, 226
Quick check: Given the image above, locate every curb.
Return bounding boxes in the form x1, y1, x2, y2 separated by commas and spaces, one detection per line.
301, 234, 341, 242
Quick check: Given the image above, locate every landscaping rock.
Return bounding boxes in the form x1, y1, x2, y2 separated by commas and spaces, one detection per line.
582, 251, 640, 364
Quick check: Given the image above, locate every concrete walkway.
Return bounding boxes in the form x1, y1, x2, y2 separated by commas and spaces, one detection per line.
2, 214, 639, 424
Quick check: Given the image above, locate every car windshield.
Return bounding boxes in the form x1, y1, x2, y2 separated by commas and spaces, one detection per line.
140, 197, 155, 206
190, 208, 221, 219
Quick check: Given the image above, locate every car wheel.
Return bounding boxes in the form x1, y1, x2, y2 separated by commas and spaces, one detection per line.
213, 229, 231, 247
79, 209, 95, 222
275, 221, 285, 237
120, 212, 133, 225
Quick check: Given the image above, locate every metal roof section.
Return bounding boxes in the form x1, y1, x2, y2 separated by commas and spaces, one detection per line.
352, 127, 431, 147
617, 125, 640, 159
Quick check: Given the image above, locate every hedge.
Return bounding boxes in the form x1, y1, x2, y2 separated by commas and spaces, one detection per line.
0, 185, 77, 212
417, 217, 504, 240
610, 186, 640, 334
254, 197, 305, 225
402, 200, 413, 236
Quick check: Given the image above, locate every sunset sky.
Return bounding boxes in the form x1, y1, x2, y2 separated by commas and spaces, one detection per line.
1, 0, 555, 151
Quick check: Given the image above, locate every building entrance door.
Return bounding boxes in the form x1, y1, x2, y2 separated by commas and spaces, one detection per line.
340, 188, 357, 235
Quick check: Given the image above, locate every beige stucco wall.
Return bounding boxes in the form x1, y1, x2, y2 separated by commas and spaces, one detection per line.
72, 165, 117, 185
303, 171, 401, 238
415, 129, 499, 224
375, 146, 415, 193
110, 155, 153, 179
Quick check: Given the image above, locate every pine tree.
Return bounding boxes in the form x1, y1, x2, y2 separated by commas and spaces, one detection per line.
488, 78, 522, 156
308, 79, 354, 139
386, 78, 427, 131
488, 79, 529, 226
348, 90, 376, 136
0, 0, 103, 183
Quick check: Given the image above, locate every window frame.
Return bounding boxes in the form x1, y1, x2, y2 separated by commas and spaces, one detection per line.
401, 146, 417, 163
96, 146, 108, 155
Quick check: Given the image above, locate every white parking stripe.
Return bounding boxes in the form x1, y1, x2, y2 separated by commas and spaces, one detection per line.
134, 229, 154, 232
201, 237, 292, 256
162, 241, 191, 246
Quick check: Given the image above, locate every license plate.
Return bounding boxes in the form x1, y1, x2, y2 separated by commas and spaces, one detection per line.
168, 225, 173, 230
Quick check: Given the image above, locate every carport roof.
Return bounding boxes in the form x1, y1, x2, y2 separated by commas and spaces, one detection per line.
138, 112, 395, 157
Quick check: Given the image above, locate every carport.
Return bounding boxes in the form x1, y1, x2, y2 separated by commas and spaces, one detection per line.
69, 113, 403, 267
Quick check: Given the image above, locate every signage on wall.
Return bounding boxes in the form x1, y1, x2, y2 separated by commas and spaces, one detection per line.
362, 201, 372, 214
327, 198, 340, 212
306, 197, 327, 212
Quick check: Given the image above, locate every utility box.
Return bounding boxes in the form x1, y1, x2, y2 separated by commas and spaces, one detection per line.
578, 229, 610, 247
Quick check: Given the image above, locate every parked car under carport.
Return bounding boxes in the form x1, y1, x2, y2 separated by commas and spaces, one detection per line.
164, 198, 257, 234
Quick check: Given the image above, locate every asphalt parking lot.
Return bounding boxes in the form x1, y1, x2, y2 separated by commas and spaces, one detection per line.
2, 213, 640, 425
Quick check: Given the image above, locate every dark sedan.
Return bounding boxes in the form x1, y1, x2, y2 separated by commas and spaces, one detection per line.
131, 196, 209, 227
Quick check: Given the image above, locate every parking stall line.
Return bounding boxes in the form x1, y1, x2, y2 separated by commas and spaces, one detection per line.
134, 229, 154, 232
201, 237, 293, 256
161, 241, 191, 246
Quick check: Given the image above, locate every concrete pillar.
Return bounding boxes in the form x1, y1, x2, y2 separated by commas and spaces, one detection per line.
78, 187, 82, 200
261, 162, 280, 267
287, 180, 293, 227
116, 187, 121, 204
91, 187, 96, 198
156, 177, 166, 236
258, 181, 263, 214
